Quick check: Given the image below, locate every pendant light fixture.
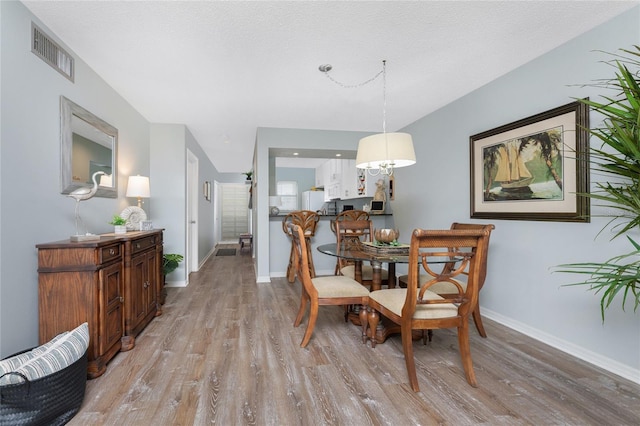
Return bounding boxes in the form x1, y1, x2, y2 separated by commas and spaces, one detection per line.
355, 60, 415, 176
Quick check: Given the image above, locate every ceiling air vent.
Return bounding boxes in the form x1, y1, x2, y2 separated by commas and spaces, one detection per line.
31, 22, 74, 82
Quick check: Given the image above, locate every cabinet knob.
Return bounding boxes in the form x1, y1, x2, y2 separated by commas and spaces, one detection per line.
136, 243, 141, 249
109, 248, 115, 255
119, 296, 124, 303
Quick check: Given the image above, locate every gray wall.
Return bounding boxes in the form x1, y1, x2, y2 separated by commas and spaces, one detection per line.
390, 8, 639, 379
150, 124, 223, 284
0, 2, 222, 357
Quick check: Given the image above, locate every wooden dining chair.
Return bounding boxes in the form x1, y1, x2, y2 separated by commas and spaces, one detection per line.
397, 223, 494, 337
334, 219, 391, 288
364, 228, 490, 392
282, 210, 320, 283
289, 223, 370, 348
330, 210, 370, 274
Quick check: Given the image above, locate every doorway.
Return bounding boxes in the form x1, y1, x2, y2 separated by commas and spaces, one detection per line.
217, 183, 250, 243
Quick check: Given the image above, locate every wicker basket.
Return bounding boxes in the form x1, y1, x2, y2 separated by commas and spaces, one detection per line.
0, 349, 87, 426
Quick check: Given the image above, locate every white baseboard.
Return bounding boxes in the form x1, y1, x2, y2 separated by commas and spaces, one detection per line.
200, 247, 216, 269
165, 280, 187, 288
482, 308, 640, 384
268, 269, 334, 279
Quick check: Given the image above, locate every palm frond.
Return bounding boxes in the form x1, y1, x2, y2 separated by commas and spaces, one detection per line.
560, 46, 640, 319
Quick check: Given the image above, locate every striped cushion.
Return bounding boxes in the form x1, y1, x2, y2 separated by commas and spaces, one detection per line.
0, 331, 71, 376
0, 322, 89, 385
311, 275, 370, 298
369, 288, 458, 319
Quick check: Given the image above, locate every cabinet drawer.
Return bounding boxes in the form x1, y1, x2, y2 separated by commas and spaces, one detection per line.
131, 235, 158, 255
100, 244, 122, 264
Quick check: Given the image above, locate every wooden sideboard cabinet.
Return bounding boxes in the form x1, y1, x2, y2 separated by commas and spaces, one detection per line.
37, 229, 163, 378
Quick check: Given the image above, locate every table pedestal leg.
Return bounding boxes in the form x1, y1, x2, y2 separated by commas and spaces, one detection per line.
370, 260, 382, 291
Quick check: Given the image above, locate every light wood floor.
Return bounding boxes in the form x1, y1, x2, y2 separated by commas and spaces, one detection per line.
70, 245, 640, 425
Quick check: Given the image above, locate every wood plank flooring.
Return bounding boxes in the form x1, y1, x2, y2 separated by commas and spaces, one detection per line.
69, 245, 640, 425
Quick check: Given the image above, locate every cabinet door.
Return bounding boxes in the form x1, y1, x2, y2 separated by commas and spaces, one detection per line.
315, 161, 327, 188
328, 159, 343, 183
341, 160, 357, 199
130, 253, 147, 328
144, 250, 158, 314
99, 262, 123, 355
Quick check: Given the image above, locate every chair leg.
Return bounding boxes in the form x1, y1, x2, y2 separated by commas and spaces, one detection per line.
367, 309, 380, 348
401, 324, 420, 392
472, 305, 487, 338
305, 237, 316, 278
294, 288, 309, 327
286, 243, 296, 283
300, 300, 319, 348
457, 322, 478, 387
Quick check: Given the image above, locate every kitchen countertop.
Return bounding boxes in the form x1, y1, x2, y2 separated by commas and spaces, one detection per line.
269, 213, 392, 220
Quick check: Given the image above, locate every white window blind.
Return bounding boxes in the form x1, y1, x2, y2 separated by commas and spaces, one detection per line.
221, 184, 250, 239
277, 181, 298, 212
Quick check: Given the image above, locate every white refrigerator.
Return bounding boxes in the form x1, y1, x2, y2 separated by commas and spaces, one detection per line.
302, 191, 325, 211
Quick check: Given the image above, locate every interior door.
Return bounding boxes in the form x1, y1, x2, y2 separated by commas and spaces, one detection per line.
186, 149, 199, 274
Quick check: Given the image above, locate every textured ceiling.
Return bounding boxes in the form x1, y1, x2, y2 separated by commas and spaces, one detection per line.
22, 1, 638, 173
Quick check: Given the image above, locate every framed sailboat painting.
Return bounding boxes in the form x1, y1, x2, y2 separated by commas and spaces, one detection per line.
470, 100, 590, 222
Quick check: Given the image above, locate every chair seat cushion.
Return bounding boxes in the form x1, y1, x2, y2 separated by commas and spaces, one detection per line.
398, 274, 466, 294
369, 288, 457, 319
312, 275, 370, 298
340, 265, 389, 281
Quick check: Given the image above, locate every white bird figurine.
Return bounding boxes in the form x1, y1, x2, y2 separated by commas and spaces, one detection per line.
68, 171, 105, 235
68, 171, 105, 202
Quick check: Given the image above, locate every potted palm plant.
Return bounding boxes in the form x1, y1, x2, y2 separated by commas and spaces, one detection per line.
556, 45, 640, 319
160, 253, 183, 304
162, 253, 184, 276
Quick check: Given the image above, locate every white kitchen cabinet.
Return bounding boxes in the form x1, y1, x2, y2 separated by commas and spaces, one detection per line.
341, 160, 357, 199
315, 161, 327, 188
327, 159, 343, 184
315, 159, 384, 200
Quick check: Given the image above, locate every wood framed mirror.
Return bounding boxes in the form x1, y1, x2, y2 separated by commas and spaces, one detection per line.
60, 96, 118, 198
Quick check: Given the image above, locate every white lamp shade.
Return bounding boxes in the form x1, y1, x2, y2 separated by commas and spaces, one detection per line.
99, 174, 113, 187
126, 175, 150, 198
356, 132, 416, 169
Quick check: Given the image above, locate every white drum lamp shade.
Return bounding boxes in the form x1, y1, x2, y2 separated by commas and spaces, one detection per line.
126, 175, 150, 208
